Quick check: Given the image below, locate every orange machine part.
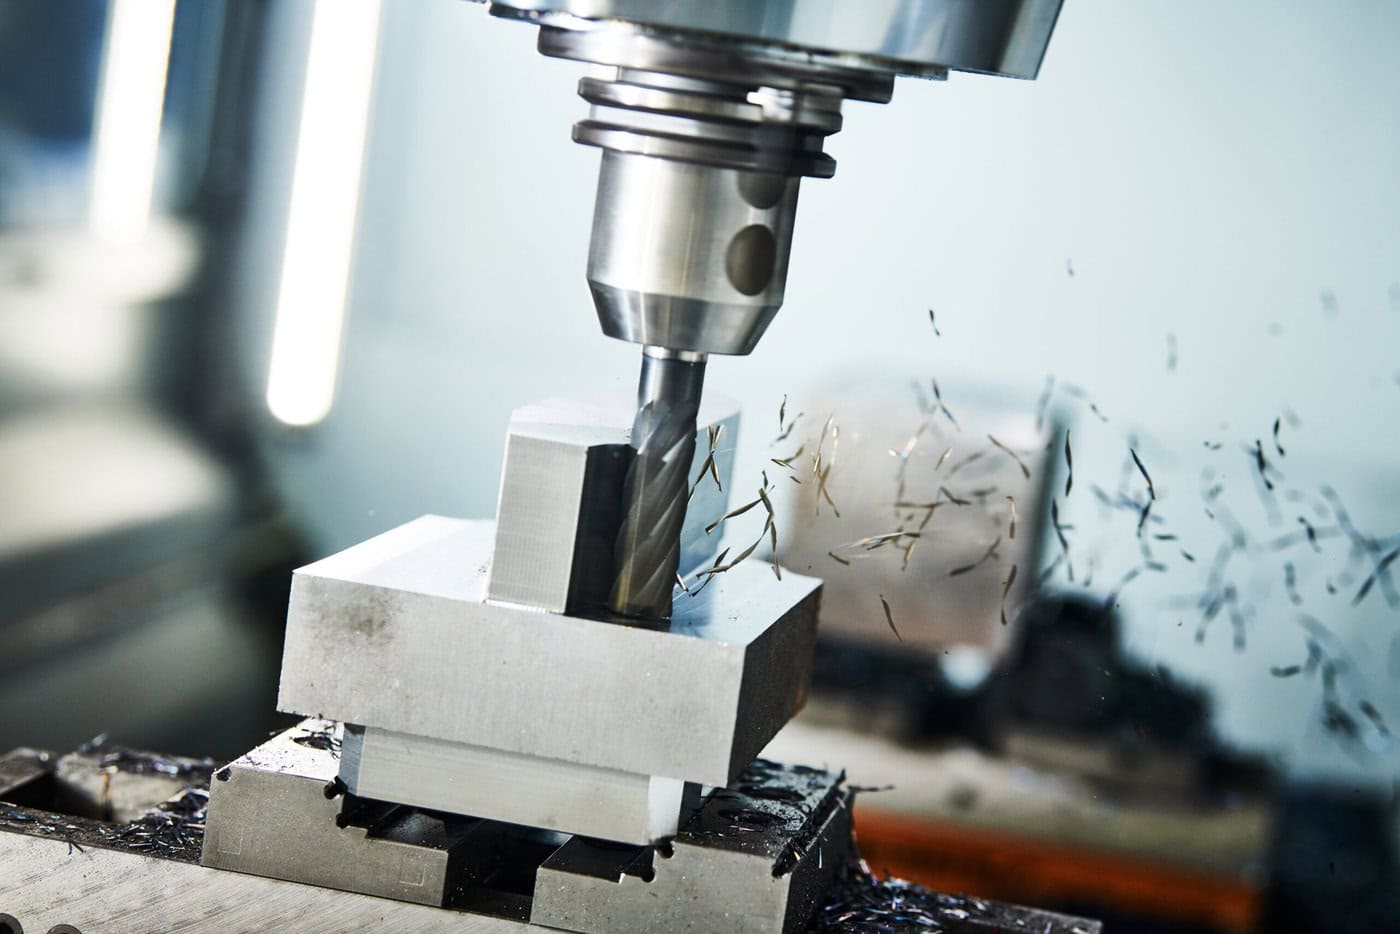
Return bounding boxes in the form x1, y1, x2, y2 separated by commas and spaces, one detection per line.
853, 808, 1260, 933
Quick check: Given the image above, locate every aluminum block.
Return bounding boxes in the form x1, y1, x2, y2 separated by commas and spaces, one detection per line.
277, 516, 820, 787
340, 725, 697, 846
202, 722, 473, 907
487, 395, 738, 612
531, 758, 851, 934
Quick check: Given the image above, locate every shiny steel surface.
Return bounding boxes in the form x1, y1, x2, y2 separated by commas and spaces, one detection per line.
542, 28, 898, 103
532, 758, 852, 933
486, 395, 737, 613
473, 0, 1063, 359
340, 725, 693, 845
277, 516, 821, 786
581, 75, 843, 136
202, 723, 473, 907
546, 26, 888, 363
489, 0, 1062, 80
588, 153, 800, 355
472, 0, 1063, 370
608, 347, 705, 618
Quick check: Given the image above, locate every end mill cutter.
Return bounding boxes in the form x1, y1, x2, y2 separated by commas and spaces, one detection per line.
481, 1, 1064, 618
609, 347, 706, 618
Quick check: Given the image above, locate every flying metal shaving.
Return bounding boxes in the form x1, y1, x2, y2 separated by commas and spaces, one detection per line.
901, 538, 917, 571
688, 424, 725, 498
772, 444, 805, 469
988, 435, 1031, 479
937, 486, 970, 507
1064, 431, 1074, 496
879, 595, 902, 642
706, 497, 760, 534
1130, 447, 1155, 499
758, 486, 781, 580
949, 536, 1001, 577
945, 449, 985, 479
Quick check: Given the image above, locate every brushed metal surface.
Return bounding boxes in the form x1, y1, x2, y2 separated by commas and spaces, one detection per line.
277, 517, 821, 786
202, 723, 470, 907
487, 394, 738, 613
587, 153, 799, 356
0, 829, 527, 933
532, 758, 851, 933
341, 725, 692, 845
485, 0, 1063, 80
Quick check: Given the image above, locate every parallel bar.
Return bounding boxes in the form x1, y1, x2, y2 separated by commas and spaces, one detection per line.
340, 726, 695, 845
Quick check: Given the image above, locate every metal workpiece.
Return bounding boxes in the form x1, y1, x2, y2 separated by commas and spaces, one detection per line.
486, 0, 1063, 81
340, 725, 698, 846
531, 758, 852, 934
588, 153, 800, 356
487, 395, 737, 614
278, 517, 820, 787
609, 347, 706, 619
202, 723, 474, 907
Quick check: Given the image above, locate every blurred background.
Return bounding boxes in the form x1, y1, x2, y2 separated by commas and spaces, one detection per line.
1, 1, 1397, 930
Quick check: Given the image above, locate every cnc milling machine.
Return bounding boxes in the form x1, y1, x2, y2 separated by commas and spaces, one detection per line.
0, 3, 1105, 931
